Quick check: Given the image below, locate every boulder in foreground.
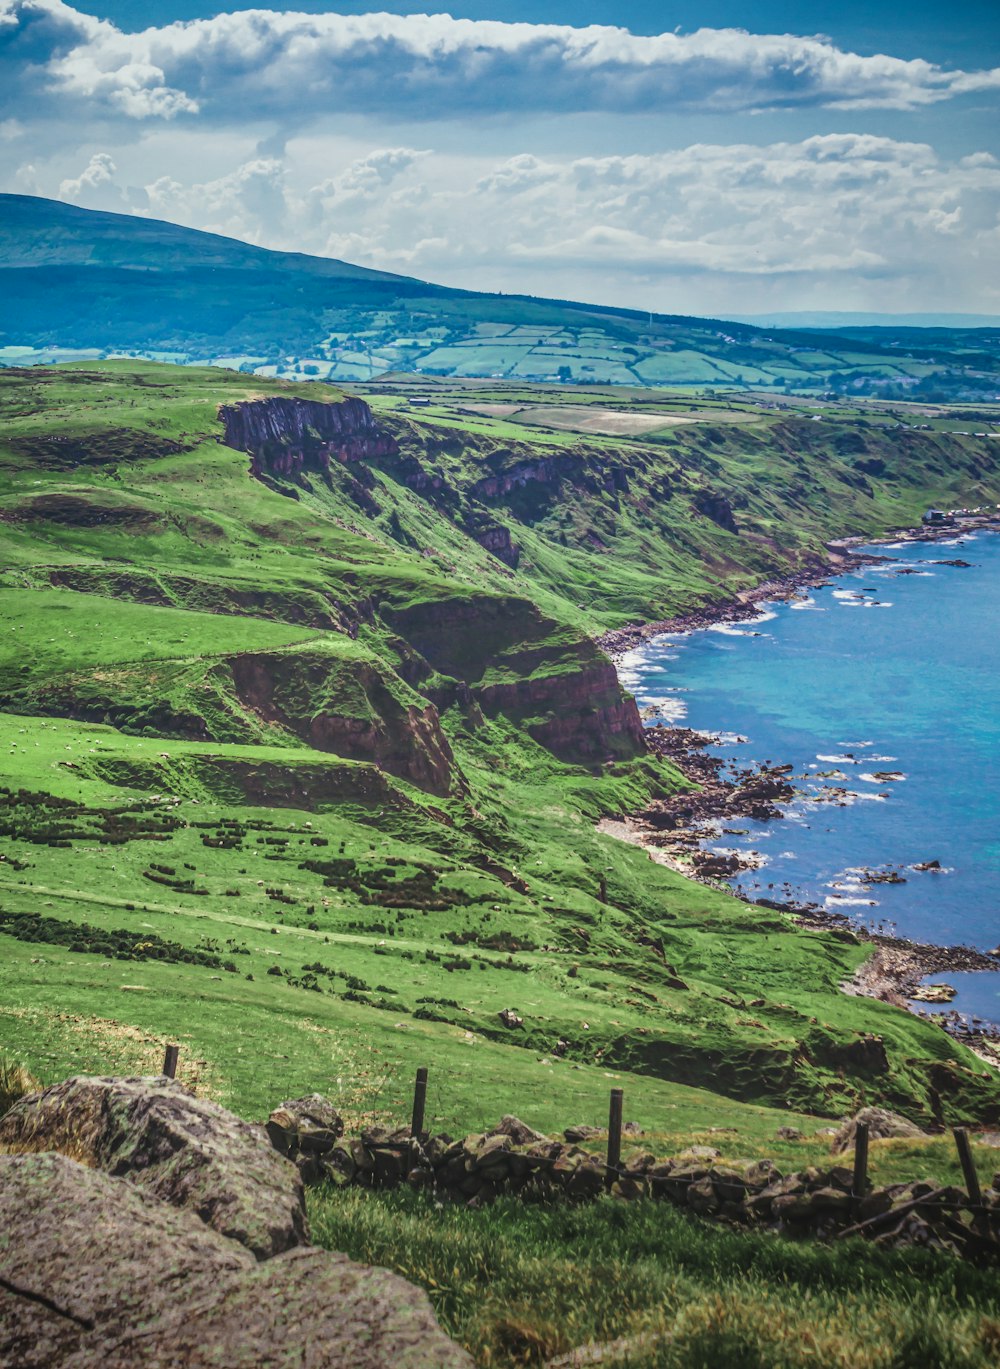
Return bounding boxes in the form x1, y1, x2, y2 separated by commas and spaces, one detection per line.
0, 1151, 473, 1369
0, 1074, 306, 1259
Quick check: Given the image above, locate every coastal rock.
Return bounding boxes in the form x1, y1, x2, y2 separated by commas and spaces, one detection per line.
0, 1151, 472, 1369
912, 983, 957, 1004
830, 1107, 926, 1155
0, 1075, 306, 1259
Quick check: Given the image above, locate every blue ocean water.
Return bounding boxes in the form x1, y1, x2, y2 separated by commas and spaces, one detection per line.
620, 531, 1000, 1024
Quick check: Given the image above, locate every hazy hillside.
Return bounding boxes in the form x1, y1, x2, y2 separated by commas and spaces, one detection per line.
4, 195, 999, 400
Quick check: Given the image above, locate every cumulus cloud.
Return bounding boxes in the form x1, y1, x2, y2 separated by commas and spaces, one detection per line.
2, 0, 998, 124
42, 132, 1000, 313
57, 150, 123, 208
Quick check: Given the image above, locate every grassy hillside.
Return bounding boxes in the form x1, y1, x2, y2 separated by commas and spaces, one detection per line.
1, 359, 1000, 1153
4, 195, 1000, 401
309, 1188, 1000, 1367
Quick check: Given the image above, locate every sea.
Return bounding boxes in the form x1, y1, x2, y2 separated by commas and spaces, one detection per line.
619, 529, 1000, 1026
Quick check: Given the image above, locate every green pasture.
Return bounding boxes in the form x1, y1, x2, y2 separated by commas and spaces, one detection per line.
1, 361, 999, 1159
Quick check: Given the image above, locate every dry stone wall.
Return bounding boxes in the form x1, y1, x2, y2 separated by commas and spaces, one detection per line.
269, 1097, 1000, 1262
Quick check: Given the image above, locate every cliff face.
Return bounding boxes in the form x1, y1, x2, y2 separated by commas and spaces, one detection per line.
218, 396, 398, 480
226, 650, 458, 798
471, 454, 630, 506
383, 593, 646, 764
219, 394, 644, 771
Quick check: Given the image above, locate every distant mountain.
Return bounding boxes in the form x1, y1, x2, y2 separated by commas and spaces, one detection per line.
0, 193, 405, 282
729, 311, 1000, 330
2, 194, 998, 398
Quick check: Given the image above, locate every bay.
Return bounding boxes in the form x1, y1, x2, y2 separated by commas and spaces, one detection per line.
621, 530, 1000, 1025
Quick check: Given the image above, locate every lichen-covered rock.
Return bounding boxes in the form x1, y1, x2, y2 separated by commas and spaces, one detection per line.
830, 1107, 926, 1155
114, 1247, 474, 1369
0, 1151, 253, 1369
0, 1075, 305, 1259
0, 1152, 473, 1369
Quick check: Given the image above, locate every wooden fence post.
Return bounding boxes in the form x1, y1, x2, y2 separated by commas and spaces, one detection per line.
852, 1121, 869, 1210
953, 1127, 986, 1232
410, 1067, 428, 1140
605, 1088, 623, 1192
162, 1044, 179, 1079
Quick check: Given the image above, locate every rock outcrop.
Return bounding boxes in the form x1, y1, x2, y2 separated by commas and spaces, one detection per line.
830, 1107, 927, 1155
474, 523, 521, 568
219, 395, 398, 480
0, 1074, 306, 1259
470, 452, 630, 506
692, 489, 739, 533
0, 1151, 472, 1369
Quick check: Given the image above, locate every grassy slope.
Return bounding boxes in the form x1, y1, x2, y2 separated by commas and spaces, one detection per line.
1, 360, 1000, 1156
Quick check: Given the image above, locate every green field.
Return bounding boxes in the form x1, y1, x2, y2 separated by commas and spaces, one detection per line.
308, 1187, 1000, 1367
3, 358, 1000, 1364
0, 358, 998, 1138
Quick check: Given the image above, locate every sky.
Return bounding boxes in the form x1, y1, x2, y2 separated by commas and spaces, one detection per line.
1, 0, 998, 315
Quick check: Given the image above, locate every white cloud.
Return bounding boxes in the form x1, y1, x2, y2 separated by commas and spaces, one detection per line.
2, 4, 997, 313
57, 150, 125, 209
40, 133, 1000, 313
2, 1, 998, 124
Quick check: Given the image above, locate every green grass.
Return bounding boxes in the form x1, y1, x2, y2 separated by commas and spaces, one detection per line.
308, 1186, 1000, 1367
1, 360, 999, 1152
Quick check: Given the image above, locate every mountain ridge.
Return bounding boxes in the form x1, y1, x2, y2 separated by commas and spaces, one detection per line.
11, 193, 1000, 399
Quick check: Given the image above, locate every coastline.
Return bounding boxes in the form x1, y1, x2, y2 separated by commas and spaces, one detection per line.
597, 510, 1000, 663
598, 510, 1000, 1058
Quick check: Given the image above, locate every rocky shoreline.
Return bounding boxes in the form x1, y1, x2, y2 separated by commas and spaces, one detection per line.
596, 511, 1000, 662
597, 512, 1000, 1059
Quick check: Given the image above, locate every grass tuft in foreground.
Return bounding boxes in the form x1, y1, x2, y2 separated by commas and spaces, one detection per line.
309, 1186, 1000, 1367
0, 1050, 39, 1117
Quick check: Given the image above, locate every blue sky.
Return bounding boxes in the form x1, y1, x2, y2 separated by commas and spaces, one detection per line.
2, 0, 998, 313
78, 1, 999, 62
